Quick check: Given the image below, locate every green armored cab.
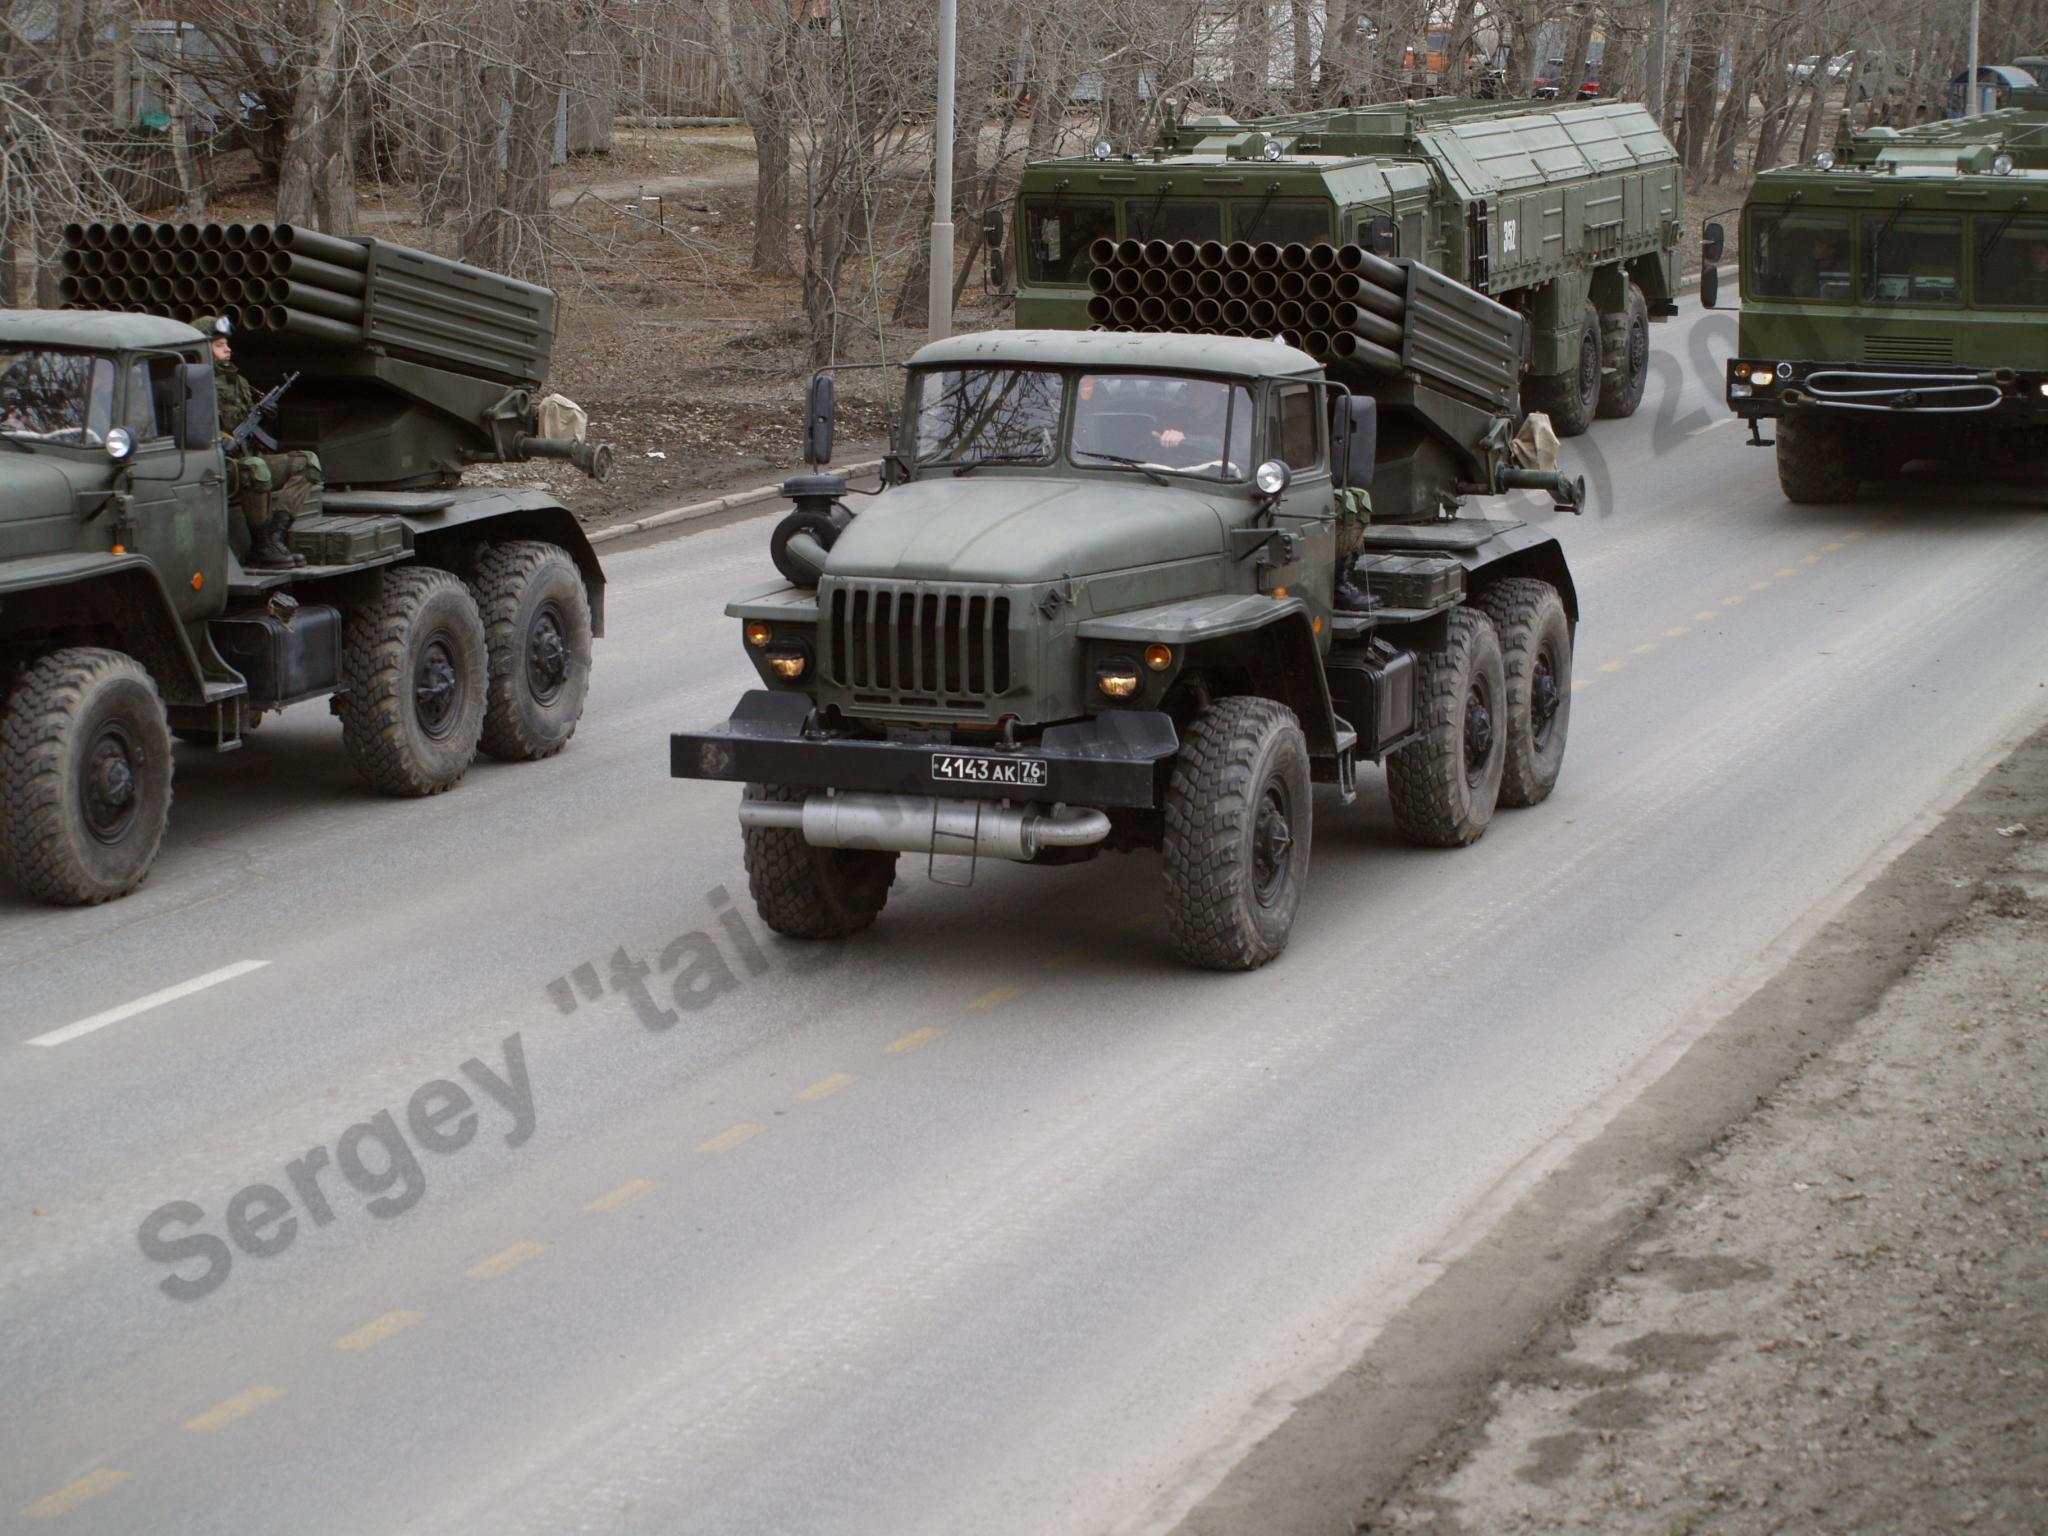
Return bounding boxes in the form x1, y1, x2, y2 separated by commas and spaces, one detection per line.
1011, 95, 1683, 436
0, 222, 612, 906
673, 255, 1586, 971
1711, 99, 2048, 501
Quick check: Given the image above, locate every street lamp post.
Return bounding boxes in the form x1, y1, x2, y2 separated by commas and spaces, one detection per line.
928, 0, 958, 342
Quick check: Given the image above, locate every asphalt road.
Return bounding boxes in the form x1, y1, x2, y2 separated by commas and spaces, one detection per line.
4, 303, 2046, 1534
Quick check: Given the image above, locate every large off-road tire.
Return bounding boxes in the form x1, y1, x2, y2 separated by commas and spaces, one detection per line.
0, 648, 173, 905
1472, 579, 1572, 808
1596, 281, 1650, 419
743, 783, 897, 939
1162, 696, 1312, 971
1775, 414, 1861, 503
1521, 300, 1602, 438
1386, 607, 1507, 847
469, 540, 593, 762
338, 567, 487, 797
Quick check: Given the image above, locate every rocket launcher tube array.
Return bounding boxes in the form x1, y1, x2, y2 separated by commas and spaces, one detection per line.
60, 221, 555, 389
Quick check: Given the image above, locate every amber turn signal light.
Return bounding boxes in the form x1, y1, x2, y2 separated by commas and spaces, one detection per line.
745, 621, 772, 647
1144, 644, 1172, 671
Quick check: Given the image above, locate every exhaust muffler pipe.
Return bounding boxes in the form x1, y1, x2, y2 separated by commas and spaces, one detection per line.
740, 793, 1113, 863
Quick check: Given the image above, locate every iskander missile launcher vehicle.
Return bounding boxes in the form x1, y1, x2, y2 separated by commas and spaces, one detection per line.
671, 253, 1586, 970
0, 223, 613, 906
1709, 96, 2048, 501
1011, 94, 1683, 436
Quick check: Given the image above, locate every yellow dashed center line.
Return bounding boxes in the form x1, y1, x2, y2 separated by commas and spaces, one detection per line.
334, 1309, 424, 1352
969, 985, 1023, 1010
1631, 642, 1658, 656
697, 1123, 765, 1154
887, 1027, 945, 1054
1823, 541, 1844, 551
585, 1179, 657, 1213
1695, 610, 1720, 622
1721, 594, 1745, 605
183, 1386, 284, 1433
1043, 947, 1092, 971
466, 1241, 546, 1280
1775, 566, 1796, 578
1749, 579, 1771, 591
21, 1469, 130, 1519
1663, 626, 1690, 638
796, 1072, 858, 1102
1570, 678, 1591, 693
1800, 553, 1822, 564
1845, 530, 1866, 540
1598, 659, 1625, 673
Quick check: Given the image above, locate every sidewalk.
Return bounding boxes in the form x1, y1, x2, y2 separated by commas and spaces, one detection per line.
1368, 736, 2047, 1533
1176, 723, 2047, 1536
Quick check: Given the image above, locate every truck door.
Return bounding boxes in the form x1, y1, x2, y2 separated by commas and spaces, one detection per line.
1265, 381, 1335, 645
120, 354, 228, 621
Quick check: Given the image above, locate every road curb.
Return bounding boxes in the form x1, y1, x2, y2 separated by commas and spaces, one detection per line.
587, 459, 883, 546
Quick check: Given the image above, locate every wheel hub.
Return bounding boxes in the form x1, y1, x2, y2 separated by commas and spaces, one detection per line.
1531, 655, 1561, 746
1464, 685, 1495, 785
1252, 784, 1294, 906
527, 606, 570, 704
83, 725, 140, 844
415, 636, 463, 739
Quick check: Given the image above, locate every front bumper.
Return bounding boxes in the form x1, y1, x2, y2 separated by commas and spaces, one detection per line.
1726, 358, 2048, 420
670, 690, 1180, 810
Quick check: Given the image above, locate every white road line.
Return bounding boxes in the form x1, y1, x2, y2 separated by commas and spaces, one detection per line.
25, 960, 270, 1047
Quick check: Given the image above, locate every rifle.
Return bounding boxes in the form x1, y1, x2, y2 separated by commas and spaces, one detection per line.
227, 371, 300, 454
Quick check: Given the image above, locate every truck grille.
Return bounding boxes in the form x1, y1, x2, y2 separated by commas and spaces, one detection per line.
1862, 335, 1953, 364
823, 582, 1014, 708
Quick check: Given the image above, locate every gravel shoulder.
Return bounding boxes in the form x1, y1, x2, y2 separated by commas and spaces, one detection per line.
1177, 721, 2048, 1536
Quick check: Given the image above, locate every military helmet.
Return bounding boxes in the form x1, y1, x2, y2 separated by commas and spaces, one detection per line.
193, 313, 233, 338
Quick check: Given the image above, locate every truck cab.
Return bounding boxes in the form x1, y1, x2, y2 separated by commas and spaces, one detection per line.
672, 329, 1580, 970
1711, 104, 2048, 500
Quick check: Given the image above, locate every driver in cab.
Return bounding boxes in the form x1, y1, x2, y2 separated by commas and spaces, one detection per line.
1149, 380, 1233, 470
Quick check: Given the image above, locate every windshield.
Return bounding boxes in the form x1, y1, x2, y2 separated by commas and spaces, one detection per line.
0, 348, 117, 445
1861, 213, 1961, 304
912, 367, 1064, 465
1749, 209, 1854, 301
1977, 215, 2048, 307
1021, 199, 1116, 285
1071, 373, 1253, 481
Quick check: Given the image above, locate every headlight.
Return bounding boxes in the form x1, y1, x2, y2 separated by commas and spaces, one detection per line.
767, 653, 807, 679
1097, 671, 1140, 698
1749, 369, 1774, 387
1730, 382, 1752, 398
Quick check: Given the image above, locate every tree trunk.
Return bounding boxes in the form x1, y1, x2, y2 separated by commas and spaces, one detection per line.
496, 0, 566, 283
1290, 1, 1313, 107
1317, 0, 1353, 104
276, 0, 356, 231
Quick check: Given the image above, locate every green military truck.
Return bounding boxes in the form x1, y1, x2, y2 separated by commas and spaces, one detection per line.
671, 253, 1586, 970
1710, 101, 2048, 500
0, 223, 610, 906
1011, 94, 1682, 436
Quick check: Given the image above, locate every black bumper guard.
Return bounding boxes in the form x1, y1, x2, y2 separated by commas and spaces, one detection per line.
670, 690, 1180, 809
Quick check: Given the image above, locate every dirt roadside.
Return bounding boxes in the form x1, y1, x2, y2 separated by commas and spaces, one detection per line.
1175, 722, 2048, 1536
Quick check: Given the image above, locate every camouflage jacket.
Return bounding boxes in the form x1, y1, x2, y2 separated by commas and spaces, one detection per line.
214, 362, 255, 438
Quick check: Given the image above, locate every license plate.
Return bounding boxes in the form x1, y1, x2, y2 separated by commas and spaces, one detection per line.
929, 752, 1048, 787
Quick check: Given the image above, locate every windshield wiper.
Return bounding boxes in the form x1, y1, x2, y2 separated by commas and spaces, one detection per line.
951, 452, 1046, 476
1076, 451, 1168, 485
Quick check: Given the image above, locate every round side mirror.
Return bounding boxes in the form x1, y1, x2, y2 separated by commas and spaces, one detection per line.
106, 427, 135, 461
1254, 459, 1291, 497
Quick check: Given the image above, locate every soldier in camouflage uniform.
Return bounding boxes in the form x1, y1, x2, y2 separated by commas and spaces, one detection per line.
199, 315, 317, 570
